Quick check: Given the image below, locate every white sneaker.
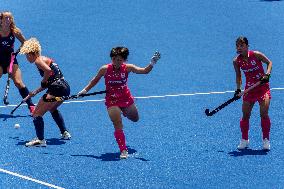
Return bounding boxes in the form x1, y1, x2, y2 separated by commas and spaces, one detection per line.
61, 131, 71, 140
25, 138, 47, 147
237, 139, 249, 150
120, 150, 128, 159
263, 138, 270, 150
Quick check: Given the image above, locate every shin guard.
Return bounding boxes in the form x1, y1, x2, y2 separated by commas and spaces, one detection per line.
240, 119, 249, 140
261, 117, 271, 140
51, 110, 67, 134
114, 129, 127, 152
33, 116, 44, 140
19, 87, 34, 107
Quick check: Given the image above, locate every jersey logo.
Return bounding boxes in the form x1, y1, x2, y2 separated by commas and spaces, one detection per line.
1, 41, 9, 46
250, 60, 256, 66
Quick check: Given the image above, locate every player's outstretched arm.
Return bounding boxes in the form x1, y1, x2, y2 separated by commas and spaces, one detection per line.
128, 51, 161, 74
77, 66, 106, 96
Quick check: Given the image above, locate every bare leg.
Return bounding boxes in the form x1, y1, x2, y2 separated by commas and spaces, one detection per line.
259, 96, 271, 140
121, 103, 139, 122
240, 101, 254, 140
12, 64, 34, 108
108, 106, 127, 153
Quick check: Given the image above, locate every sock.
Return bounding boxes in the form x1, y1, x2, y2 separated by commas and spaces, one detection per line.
51, 110, 67, 134
261, 117, 271, 140
19, 87, 35, 108
114, 129, 127, 152
33, 116, 44, 140
240, 118, 249, 140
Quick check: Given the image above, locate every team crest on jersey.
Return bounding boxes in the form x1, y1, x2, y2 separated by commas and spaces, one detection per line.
2, 41, 8, 46
121, 73, 126, 78
250, 60, 256, 66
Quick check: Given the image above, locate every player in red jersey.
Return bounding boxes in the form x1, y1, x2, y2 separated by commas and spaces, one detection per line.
233, 36, 272, 150
78, 47, 160, 159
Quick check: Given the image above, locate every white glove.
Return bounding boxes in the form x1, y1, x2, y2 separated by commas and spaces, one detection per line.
77, 89, 87, 98
150, 51, 161, 66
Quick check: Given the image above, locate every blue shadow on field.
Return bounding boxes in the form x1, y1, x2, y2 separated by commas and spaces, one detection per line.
260, 0, 282, 1
71, 146, 149, 162
0, 113, 30, 121
16, 138, 66, 146
228, 149, 269, 157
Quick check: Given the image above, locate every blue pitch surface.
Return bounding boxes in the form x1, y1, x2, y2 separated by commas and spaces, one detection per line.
1, 0, 284, 188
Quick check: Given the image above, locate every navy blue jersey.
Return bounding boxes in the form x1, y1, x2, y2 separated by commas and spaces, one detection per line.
0, 32, 15, 55
37, 58, 64, 84
0, 32, 16, 67
37, 57, 69, 97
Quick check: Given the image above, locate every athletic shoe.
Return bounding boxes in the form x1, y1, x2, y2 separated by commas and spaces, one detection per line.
25, 138, 47, 147
237, 139, 249, 150
263, 138, 270, 150
61, 131, 71, 140
29, 105, 35, 115
120, 150, 128, 159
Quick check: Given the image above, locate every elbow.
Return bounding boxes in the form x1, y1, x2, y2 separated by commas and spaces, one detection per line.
144, 70, 151, 74
144, 67, 153, 74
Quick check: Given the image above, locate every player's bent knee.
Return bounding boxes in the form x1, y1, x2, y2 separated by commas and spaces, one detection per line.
129, 115, 139, 122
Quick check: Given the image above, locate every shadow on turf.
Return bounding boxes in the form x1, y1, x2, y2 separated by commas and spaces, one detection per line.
71, 147, 150, 162
16, 138, 66, 146
228, 148, 269, 157
260, 0, 282, 1
0, 113, 30, 121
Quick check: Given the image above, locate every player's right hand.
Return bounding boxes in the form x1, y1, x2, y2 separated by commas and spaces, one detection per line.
150, 51, 161, 66
77, 89, 87, 98
234, 89, 241, 100
260, 73, 270, 84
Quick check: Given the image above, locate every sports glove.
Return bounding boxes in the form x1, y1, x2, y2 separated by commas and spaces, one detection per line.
260, 73, 270, 84
234, 89, 242, 100
41, 81, 49, 88
150, 51, 161, 66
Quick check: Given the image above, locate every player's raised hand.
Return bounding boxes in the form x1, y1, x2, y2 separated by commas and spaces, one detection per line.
150, 51, 161, 66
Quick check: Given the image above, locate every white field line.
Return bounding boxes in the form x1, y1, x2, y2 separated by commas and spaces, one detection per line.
0, 87, 283, 108
0, 168, 64, 189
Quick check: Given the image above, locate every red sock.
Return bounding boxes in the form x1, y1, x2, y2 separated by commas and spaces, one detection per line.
114, 129, 127, 152
240, 119, 249, 140
261, 117, 271, 140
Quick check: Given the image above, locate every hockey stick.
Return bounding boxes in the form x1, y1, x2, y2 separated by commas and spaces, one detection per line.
10, 87, 42, 115
3, 51, 19, 105
43, 90, 107, 102
10, 94, 32, 115
205, 81, 262, 116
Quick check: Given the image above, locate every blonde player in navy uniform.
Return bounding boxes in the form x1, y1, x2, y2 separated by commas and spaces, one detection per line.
20, 38, 71, 147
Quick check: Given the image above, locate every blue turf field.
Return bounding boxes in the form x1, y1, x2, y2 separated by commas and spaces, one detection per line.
1, 0, 284, 188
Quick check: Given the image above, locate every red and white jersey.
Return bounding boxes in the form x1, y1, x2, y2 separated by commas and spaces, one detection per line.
104, 63, 134, 108
236, 50, 268, 89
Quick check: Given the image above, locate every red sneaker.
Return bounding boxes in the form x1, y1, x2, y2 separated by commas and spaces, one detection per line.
29, 105, 35, 115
